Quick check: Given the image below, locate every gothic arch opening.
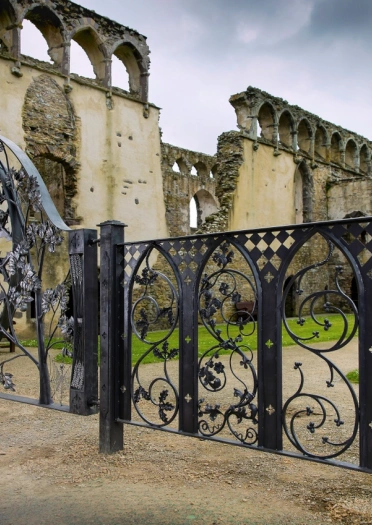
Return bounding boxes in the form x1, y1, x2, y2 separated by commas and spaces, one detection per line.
70, 27, 106, 82
194, 161, 207, 178
294, 161, 313, 223
278, 110, 295, 149
330, 132, 343, 165
360, 144, 370, 174
191, 189, 219, 231
113, 42, 145, 98
189, 196, 198, 230
257, 102, 275, 142
111, 53, 130, 91
345, 139, 358, 171
22, 5, 64, 65
297, 119, 312, 154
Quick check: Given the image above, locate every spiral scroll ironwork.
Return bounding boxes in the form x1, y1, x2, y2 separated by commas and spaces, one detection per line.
197, 241, 259, 444
282, 236, 359, 459
131, 248, 179, 427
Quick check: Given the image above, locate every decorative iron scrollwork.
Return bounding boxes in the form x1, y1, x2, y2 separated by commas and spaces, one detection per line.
197, 241, 259, 444
282, 236, 359, 459
130, 248, 179, 426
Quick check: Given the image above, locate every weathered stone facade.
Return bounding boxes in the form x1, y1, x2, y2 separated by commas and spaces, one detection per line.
161, 143, 218, 236
1, 1, 371, 333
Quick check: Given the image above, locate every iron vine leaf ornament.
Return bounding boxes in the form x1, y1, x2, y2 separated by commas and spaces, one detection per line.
0, 136, 72, 404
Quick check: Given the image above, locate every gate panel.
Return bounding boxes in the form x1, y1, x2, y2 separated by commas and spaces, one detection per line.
110, 217, 372, 472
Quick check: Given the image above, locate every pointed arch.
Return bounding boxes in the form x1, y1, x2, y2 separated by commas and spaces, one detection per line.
112, 41, 148, 100
278, 110, 295, 149
345, 138, 358, 171
330, 132, 343, 165
22, 4, 65, 65
257, 102, 276, 142
297, 118, 313, 154
314, 126, 328, 160
359, 144, 370, 175
70, 25, 107, 83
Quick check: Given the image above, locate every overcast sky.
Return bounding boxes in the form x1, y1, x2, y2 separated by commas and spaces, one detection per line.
22, 0, 372, 155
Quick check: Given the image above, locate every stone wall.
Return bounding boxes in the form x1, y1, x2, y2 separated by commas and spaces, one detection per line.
161, 143, 218, 236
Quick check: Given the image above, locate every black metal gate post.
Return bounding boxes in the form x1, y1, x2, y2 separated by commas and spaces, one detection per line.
258, 270, 282, 450
68, 229, 99, 415
358, 274, 372, 470
179, 276, 198, 434
99, 221, 125, 453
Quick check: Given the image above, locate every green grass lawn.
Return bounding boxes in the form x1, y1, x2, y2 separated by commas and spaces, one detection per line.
129, 313, 357, 365
22, 313, 357, 367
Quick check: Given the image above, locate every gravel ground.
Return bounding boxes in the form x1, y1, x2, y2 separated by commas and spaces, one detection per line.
1, 341, 372, 525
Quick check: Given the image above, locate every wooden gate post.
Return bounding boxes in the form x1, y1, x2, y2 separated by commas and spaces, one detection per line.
68, 229, 99, 415
99, 221, 125, 453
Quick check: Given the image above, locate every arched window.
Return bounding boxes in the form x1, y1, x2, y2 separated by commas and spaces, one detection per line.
112, 42, 146, 99
111, 53, 130, 91
314, 126, 328, 160
172, 158, 187, 175
189, 196, 198, 229
278, 111, 295, 149
297, 119, 312, 154
257, 102, 276, 142
330, 132, 343, 165
345, 139, 358, 171
172, 162, 180, 173
70, 27, 106, 82
21, 19, 51, 62
190, 166, 197, 176
360, 144, 370, 174
22, 6, 64, 65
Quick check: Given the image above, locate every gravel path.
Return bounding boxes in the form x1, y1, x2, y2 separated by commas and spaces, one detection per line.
1, 341, 372, 525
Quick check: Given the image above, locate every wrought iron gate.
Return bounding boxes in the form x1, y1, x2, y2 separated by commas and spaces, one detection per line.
0, 135, 98, 415
99, 219, 372, 472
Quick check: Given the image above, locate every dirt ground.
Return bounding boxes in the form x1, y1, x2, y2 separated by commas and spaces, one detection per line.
1, 342, 372, 525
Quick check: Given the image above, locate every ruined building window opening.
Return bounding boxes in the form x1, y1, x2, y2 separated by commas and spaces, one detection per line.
194, 161, 207, 178
172, 162, 180, 173
278, 111, 295, 150
70, 38, 96, 79
211, 165, 218, 179
257, 102, 275, 142
297, 119, 312, 154
345, 139, 358, 171
113, 43, 143, 97
330, 132, 343, 165
21, 19, 52, 63
70, 27, 107, 82
314, 126, 328, 160
256, 118, 262, 139
111, 53, 130, 91
191, 166, 198, 176
173, 158, 187, 175
360, 144, 370, 174
190, 196, 198, 229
